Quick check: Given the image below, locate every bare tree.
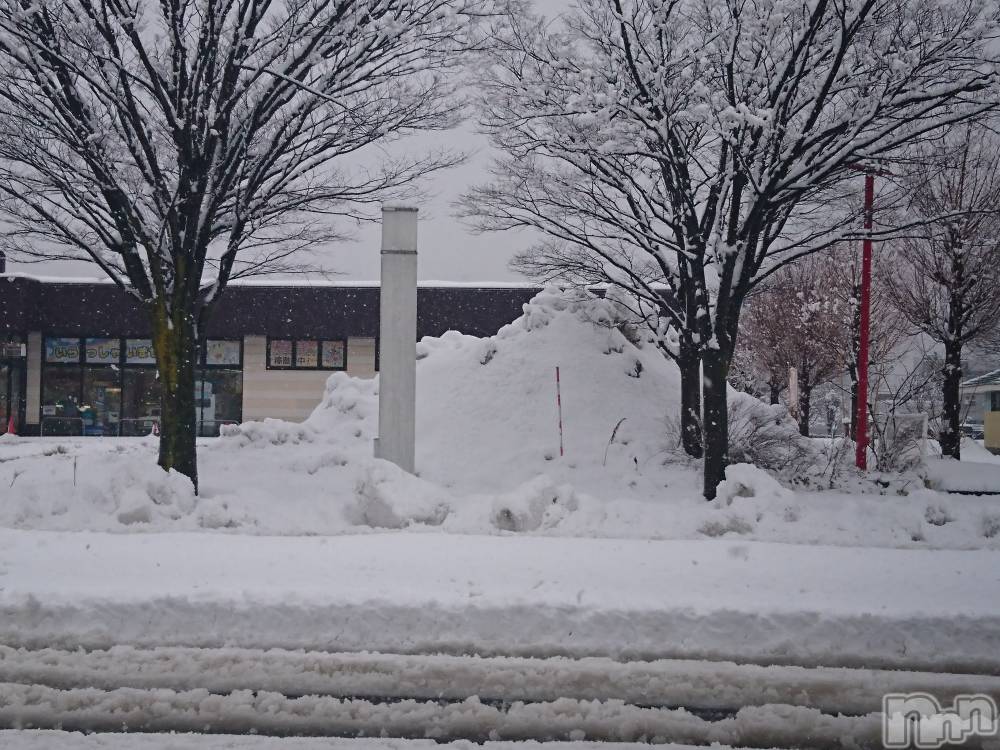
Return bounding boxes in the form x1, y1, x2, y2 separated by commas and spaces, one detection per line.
886, 121, 1000, 459
822, 243, 912, 440
465, 0, 996, 497
509, 243, 707, 460
741, 256, 847, 436
866, 340, 943, 471
727, 342, 776, 403
0, 0, 477, 489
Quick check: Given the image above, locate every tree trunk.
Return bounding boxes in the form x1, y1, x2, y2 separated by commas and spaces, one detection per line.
678, 338, 703, 458
798, 372, 811, 437
849, 283, 861, 441
939, 341, 962, 460
151, 302, 200, 493
702, 348, 730, 500
769, 382, 781, 405
847, 364, 858, 440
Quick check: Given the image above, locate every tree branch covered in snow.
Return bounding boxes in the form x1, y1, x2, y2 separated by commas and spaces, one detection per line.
0, 0, 481, 488
884, 119, 1000, 457
464, 0, 998, 497
740, 254, 848, 435
0, 0, 477, 303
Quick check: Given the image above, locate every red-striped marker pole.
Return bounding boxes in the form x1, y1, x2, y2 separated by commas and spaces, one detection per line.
556, 366, 564, 457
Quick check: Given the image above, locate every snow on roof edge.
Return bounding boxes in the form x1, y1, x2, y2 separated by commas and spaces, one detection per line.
1, 272, 543, 290
962, 368, 1000, 388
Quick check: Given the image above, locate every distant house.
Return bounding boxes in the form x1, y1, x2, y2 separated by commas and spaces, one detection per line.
960, 369, 1000, 454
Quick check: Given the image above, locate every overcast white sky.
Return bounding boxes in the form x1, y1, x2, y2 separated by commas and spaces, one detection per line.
7, 0, 576, 284
7, 118, 532, 283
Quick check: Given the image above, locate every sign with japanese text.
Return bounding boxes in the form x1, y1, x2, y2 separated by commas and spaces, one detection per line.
45, 337, 81, 363
269, 340, 292, 368
125, 339, 157, 365
86, 338, 120, 364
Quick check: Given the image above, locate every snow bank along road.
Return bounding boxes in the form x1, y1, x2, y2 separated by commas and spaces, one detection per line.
1, 529, 999, 746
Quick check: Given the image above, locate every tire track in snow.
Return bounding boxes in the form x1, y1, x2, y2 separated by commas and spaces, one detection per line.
2, 645, 998, 716
0, 681, 892, 748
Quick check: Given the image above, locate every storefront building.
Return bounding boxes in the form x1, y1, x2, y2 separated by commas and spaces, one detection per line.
0, 276, 540, 436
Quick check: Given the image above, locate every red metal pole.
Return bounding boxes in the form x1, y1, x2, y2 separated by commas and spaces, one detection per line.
855, 171, 875, 470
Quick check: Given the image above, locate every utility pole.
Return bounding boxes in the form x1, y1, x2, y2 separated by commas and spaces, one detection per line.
851, 164, 891, 470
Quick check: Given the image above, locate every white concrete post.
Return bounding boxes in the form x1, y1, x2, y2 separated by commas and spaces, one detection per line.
375, 206, 418, 473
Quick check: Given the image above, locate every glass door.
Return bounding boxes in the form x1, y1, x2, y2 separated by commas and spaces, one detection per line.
1, 362, 23, 434
0, 363, 9, 432
81, 365, 121, 436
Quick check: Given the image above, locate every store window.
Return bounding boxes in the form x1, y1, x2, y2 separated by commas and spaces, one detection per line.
45, 337, 81, 364
268, 338, 346, 370
85, 337, 120, 365
992, 392, 1000, 412
120, 339, 160, 436
1, 334, 26, 435
42, 338, 83, 435
198, 339, 243, 436
121, 368, 161, 436
296, 340, 319, 368
1, 335, 26, 359
267, 339, 293, 368
41, 337, 122, 436
125, 339, 157, 365
197, 370, 242, 436
322, 340, 346, 370
41, 336, 244, 437
41, 367, 83, 436
81, 365, 120, 436
206, 340, 241, 367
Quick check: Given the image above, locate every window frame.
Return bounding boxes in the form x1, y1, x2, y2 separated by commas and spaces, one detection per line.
43, 335, 85, 366
1, 332, 26, 360
41, 335, 99, 434
41, 335, 247, 434
123, 338, 158, 366
266, 337, 347, 371
202, 338, 244, 369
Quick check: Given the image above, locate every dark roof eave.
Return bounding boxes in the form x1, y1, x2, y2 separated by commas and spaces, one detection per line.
0, 275, 543, 340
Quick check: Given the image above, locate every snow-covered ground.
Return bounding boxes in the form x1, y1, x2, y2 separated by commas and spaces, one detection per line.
1, 289, 998, 549
2, 529, 999, 671
1, 289, 999, 745
0, 735, 725, 750
926, 440, 1000, 493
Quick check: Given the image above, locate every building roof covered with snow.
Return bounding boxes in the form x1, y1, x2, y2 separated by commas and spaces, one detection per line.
962, 368, 1000, 391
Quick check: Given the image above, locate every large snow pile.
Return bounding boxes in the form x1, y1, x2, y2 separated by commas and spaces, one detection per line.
1, 287, 999, 547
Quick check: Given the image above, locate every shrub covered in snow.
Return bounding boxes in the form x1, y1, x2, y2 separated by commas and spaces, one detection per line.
490, 477, 579, 532
726, 396, 826, 482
